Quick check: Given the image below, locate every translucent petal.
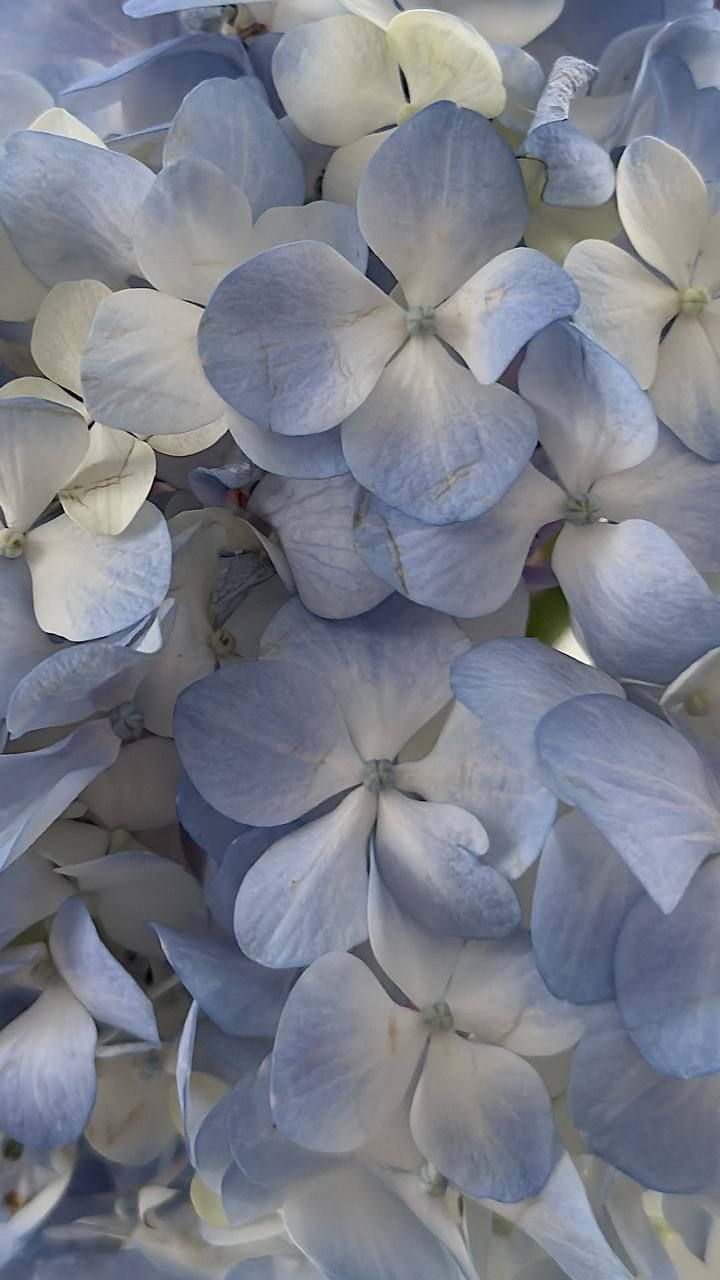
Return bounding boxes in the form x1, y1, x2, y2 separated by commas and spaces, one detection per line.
31, 279, 111, 396
82, 289, 228, 437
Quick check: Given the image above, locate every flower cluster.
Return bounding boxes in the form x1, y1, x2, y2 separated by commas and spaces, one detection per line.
0, 1, 720, 1278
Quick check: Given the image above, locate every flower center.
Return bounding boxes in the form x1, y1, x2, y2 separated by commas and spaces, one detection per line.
110, 701, 145, 742
0, 529, 25, 559
362, 758, 396, 792
678, 286, 710, 317
565, 492, 602, 526
421, 1000, 454, 1033
405, 304, 436, 337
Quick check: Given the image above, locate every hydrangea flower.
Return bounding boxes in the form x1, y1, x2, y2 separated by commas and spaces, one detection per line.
567, 135, 720, 459
199, 101, 578, 523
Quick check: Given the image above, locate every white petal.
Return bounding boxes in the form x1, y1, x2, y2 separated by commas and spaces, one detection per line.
566, 239, 679, 388
29, 107, 107, 147
272, 16, 405, 146
322, 131, 390, 205
81, 289, 228, 436
134, 157, 254, 305
0, 397, 89, 533
387, 11, 505, 118
30, 279, 111, 395
651, 313, 720, 459
86, 1053, 175, 1166
60, 424, 156, 535
446, 936, 583, 1054
0, 377, 89, 417
25, 502, 171, 641
617, 136, 708, 289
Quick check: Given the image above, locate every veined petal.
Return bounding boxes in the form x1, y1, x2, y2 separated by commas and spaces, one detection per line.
537, 693, 720, 913
565, 240, 678, 389
198, 242, 404, 433
6, 639, 151, 738
227, 413, 348, 480
617, 136, 708, 289
81, 289, 228, 437
271, 952, 424, 1152
50, 896, 159, 1043
342, 337, 537, 524
353, 464, 562, 615
322, 130, 390, 206
475, 1153, 633, 1280
248, 473, 390, 619
30, 280, 111, 396
435, 247, 579, 384
368, 853, 463, 1009
233, 788, 376, 967
86, 1053, 176, 1167
357, 102, 527, 306
0, 560, 56, 720
272, 16, 406, 146
0, 984, 97, 1149
60, 424, 156, 536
